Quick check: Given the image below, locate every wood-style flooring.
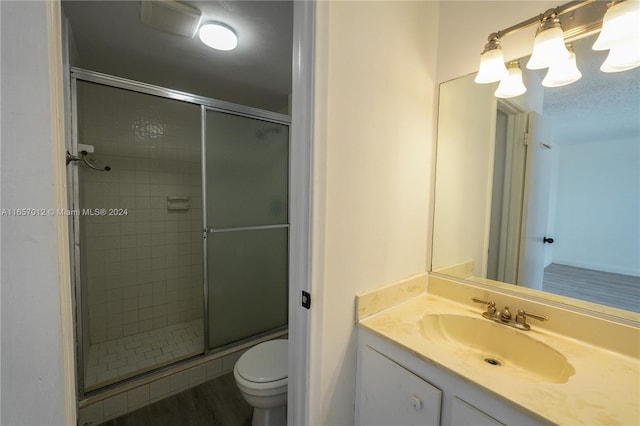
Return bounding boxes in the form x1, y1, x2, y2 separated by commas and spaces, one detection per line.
100, 373, 252, 426
543, 263, 640, 313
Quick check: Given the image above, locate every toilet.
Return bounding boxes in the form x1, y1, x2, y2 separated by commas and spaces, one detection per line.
233, 339, 288, 426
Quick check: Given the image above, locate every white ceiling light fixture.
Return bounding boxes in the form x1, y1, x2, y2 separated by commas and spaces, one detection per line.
495, 61, 527, 99
199, 22, 238, 51
474, 34, 509, 84
543, 43, 582, 87
527, 13, 570, 70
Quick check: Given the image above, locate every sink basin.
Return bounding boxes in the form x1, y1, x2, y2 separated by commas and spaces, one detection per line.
418, 314, 575, 384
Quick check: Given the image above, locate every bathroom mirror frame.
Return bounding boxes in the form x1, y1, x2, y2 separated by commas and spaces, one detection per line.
430, 10, 640, 325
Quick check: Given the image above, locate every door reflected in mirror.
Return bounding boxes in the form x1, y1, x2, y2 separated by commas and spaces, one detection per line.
432, 32, 640, 315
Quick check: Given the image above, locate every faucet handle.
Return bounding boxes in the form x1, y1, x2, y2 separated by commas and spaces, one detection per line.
472, 297, 495, 306
472, 298, 496, 314
516, 309, 547, 323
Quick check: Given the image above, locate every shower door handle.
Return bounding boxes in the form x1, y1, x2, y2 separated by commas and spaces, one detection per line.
208, 224, 289, 234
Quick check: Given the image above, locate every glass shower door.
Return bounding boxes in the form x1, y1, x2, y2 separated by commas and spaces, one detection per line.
74, 80, 204, 392
205, 110, 289, 350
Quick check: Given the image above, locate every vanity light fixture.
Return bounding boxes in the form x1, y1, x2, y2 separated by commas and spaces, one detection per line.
198, 22, 238, 51
542, 43, 582, 87
473, 0, 640, 97
495, 61, 527, 98
526, 13, 571, 70
593, 0, 640, 72
474, 34, 509, 83
592, 0, 639, 51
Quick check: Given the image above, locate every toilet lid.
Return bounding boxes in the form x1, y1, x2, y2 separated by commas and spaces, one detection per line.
236, 339, 288, 383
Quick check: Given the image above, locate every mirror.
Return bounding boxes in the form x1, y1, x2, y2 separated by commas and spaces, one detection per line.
432, 31, 640, 318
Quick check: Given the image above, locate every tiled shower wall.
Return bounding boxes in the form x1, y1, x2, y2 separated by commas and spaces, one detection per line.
77, 81, 203, 346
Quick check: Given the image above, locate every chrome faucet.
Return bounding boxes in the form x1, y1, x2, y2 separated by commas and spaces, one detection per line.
471, 297, 497, 320
514, 309, 547, 330
499, 306, 512, 322
472, 298, 547, 331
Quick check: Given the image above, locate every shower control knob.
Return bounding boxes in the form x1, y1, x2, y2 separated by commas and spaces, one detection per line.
410, 395, 422, 410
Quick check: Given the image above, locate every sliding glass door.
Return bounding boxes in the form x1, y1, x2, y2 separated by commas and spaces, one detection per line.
74, 80, 204, 392
204, 110, 289, 350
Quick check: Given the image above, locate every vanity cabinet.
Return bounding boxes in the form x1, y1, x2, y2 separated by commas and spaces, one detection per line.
355, 329, 548, 426
357, 346, 442, 425
449, 398, 504, 426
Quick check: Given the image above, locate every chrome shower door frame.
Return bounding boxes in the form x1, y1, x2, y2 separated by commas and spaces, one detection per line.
69, 72, 85, 396
69, 67, 291, 398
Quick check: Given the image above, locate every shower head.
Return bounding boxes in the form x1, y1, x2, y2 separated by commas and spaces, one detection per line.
66, 150, 111, 172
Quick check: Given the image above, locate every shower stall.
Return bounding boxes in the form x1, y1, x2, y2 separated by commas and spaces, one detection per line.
68, 68, 290, 395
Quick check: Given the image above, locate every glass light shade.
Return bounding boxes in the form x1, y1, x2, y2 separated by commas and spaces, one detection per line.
475, 48, 508, 83
542, 51, 582, 87
593, 0, 640, 51
600, 40, 640, 72
198, 22, 237, 51
527, 26, 570, 70
495, 66, 527, 98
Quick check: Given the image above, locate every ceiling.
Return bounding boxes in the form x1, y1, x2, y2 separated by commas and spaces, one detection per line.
537, 33, 640, 145
62, 0, 293, 113
61, 1, 638, 138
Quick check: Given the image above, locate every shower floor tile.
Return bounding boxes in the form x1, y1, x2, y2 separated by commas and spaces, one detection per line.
85, 320, 204, 390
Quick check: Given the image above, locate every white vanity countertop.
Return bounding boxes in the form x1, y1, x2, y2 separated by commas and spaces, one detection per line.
358, 292, 640, 425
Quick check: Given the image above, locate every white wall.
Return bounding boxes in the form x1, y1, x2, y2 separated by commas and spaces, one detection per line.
1, 1, 73, 424
553, 137, 640, 276
310, 2, 439, 424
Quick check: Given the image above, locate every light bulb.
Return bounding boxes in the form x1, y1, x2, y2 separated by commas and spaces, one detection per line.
495, 61, 527, 98
198, 22, 238, 51
542, 46, 582, 87
601, 40, 640, 72
527, 17, 570, 70
593, 0, 640, 51
475, 37, 509, 84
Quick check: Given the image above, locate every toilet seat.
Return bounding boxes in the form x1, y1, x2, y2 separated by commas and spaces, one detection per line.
235, 339, 288, 390
234, 369, 287, 392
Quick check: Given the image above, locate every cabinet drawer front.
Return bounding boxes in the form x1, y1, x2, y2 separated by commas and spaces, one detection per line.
357, 346, 442, 426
